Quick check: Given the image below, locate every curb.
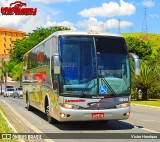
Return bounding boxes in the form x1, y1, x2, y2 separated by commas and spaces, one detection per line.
0, 103, 25, 142
0, 99, 54, 142
0, 109, 17, 133
131, 103, 160, 109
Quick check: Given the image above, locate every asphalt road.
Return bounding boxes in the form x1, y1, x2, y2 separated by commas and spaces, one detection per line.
0, 96, 159, 142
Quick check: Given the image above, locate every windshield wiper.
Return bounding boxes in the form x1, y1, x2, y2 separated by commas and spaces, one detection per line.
80, 72, 96, 98
99, 74, 116, 96
80, 73, 116, 97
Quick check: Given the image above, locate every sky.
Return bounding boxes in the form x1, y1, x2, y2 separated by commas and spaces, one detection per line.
0, 0, 160, 34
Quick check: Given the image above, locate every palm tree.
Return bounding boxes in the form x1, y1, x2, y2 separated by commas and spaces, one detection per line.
131, 61, 157, 100
10, 62, 22, 85
0, 69, 4, 95
0, 59, 9, 92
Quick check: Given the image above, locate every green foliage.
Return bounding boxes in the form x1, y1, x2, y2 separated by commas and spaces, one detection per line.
148, 85, 160, 99
7, 26, 70, 80
125, 37, 152, 59
131, 88, 139, 100
9, 62, 22, 81
132, 99, 160, 107
0, 60, 9, 75
9, 26, 70, 63
7, 61, 17, 75
0, 105, 17, 142
123, 32, 160, 55
131, 61, 157, 100
132, 61, 156, 88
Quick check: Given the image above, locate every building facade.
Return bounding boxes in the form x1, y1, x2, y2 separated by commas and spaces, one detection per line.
0, 27, 25, 61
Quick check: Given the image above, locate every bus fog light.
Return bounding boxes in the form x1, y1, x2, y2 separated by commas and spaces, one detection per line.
60, 113, 65, 117
126, 112, 130, 116
60, 113, 71, 118
123, 112, 130, 116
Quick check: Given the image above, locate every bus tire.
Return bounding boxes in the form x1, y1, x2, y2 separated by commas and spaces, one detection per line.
45, 104, 53, 124
26, 94, 32, 111
47, 114, 53, 124
45, 97, 58, 124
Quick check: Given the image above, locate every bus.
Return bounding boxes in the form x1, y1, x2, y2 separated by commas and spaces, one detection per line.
22, 30, 140, 123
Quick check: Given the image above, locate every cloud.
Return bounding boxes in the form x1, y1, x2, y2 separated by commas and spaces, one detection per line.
78, 0, 136, 17
19, 15, 45, 33
142, 0, 155, 7
0, 0, 13, 6
77, 17, 133, 31
0, 0, 133, 33
44, 20, 76, 30
149, 14, 159, 19
0, 14, 45, 33
77, 17, 103, 31
0, 0, 61, 33
0, 0, 42, 32
106, 19, 133, 29
31, 0, 74, 4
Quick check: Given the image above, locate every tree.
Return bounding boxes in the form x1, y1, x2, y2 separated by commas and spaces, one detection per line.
131, 61, 157, 100
8, 26, 70, 80
0, 60, 9, 91
125, 37, 152, 60
0, 69, 4, 95
10, 62, 22, 81
9, 26, 70, 63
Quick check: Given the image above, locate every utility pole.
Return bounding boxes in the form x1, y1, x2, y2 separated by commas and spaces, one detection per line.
140, 8, 148, 40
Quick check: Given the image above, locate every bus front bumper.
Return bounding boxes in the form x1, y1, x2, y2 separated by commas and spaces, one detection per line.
57, 106, 130, 122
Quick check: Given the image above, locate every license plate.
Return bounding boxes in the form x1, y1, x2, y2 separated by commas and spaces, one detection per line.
92, 113, 104, 118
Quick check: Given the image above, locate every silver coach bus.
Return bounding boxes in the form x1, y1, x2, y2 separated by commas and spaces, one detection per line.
22, 30, 140, 123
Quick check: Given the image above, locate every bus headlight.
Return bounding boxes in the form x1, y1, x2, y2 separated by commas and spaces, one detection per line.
116, 103, 130, 108
60, 103, 80, 109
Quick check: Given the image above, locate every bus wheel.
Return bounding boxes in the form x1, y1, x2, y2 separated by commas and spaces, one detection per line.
47, 115, 53, 124
26, 94, 32, 111
46, 105, 53, 124
48, 113, 59, 124
45, 97, 58, 124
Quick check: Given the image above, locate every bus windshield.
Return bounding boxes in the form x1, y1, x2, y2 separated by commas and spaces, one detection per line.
59, 36, 130, 97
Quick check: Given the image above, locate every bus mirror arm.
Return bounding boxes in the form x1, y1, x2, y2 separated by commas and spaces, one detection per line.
128, 53, 140, 75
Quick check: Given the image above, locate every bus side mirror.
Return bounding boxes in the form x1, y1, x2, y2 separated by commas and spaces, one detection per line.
128, 53, 140, 75
54, 53, 60, 74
